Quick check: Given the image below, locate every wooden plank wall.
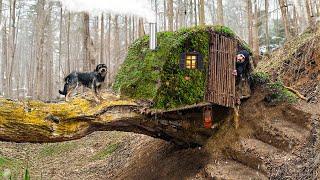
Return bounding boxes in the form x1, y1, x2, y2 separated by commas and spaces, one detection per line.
205, 33, 237, 108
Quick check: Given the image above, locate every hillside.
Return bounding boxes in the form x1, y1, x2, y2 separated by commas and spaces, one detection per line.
257, 26, 320, 103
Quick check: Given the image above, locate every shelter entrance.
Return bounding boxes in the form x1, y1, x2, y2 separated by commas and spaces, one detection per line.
205, 33, 237, 108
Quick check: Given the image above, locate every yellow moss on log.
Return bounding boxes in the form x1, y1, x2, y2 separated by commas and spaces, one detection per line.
0, 92, 140, 142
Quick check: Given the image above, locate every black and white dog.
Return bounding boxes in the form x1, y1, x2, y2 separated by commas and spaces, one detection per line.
59, 64, 107, 102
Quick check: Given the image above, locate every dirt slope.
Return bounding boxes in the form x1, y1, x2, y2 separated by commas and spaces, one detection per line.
200, 87, 317, 179
0, 131, 212, 179
258, 27, 320, 102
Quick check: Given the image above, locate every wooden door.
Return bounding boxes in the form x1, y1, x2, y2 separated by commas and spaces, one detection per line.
205, 33, 237, 108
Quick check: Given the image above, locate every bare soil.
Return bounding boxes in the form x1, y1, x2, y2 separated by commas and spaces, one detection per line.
0, 131, 211, 180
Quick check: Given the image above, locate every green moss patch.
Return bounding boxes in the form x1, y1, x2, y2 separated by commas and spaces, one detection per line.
266, 81, 298, 104
0, 156, 10, 167
114, 25, 251, 109
251, 72, 297, 104
0, 155, 24, 179
91, 143, 118, 161
39, 142, 78, 157
252, 72, 270, 85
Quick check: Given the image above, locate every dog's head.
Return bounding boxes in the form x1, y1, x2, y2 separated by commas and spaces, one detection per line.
95, 64, 108, 76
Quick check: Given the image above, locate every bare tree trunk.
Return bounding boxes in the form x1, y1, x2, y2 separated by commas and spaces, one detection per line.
247, 0, 253, 49
13, 1, 20, 99
182, 0, 187, 27
46, 3, 53, 99
128, 16, 132, 44
14, 5, 21, 99
163, 0, 167, 30
316, 0, 320, 16
100, 14, 105, 64
217, 0, 224, 25
0, 0, 2, 30
2, 20, 7, 97
305, 0, 314, 26
0, 0, 3, 95
199, 0, 205, 25
253, 0, 260, 56
305, 0, 312, 26
35, 0, 46, 99
107, 14, 111, 86
155, 0, 159, 27
293, 0, 307, 33
83, 13, 91, 72
265, 0, 270, 53
175, 0, 181, 30
194, 0, 197, 25
27, 23, 36, 98
279, 0, 291, 39
189, 0, 194, 26
6, 0, 12, 97
310, 0, 316, 18
132, 16, 135, 41
167, 0, 174, 31
292, 5, 299, 35
8, 0, 17, 98
125, 15, 128, 51
66, 12, 71, 74
113, 15, 120, 81
58, 5, 62, 87
138, 18, 145, 37
209, 0, 215, 24
93, 16, 99, 64
0, 0, 4, 96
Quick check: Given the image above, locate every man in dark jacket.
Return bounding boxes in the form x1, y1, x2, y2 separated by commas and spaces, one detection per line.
232, 50, 252, 129
232, 50, 251, 84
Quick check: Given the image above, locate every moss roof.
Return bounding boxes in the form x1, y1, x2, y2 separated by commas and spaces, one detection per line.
113, 25, 250, 109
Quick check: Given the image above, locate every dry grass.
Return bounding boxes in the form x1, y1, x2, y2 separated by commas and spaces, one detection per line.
257, 30, 318, 74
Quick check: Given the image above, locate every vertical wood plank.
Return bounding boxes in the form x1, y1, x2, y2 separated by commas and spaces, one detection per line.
205, 32, 237, 108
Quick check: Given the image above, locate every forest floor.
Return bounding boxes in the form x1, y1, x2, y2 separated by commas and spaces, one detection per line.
0, 131, 209, 179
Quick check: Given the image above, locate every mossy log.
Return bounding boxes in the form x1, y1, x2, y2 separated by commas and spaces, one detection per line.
0, 92, 146, 143
0, 92, 215, 147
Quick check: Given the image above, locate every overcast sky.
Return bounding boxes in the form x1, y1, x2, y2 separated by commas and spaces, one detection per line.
56, 0, 155, 22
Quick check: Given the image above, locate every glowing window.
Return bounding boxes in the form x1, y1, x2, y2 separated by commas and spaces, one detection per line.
180, 51, 203, 70
185, 54, 197, 69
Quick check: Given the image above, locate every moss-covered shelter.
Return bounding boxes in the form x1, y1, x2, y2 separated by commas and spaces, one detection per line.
113, 25, 251, 109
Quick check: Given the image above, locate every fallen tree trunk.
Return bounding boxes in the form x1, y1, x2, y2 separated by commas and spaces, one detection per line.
0, 93, 214, 147
0, 93, 143, 143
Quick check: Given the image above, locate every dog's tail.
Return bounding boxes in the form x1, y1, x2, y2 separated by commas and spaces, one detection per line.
59, 83, 68, 95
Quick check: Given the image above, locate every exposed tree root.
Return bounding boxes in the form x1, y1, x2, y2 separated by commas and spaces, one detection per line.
284, 85, 308, 100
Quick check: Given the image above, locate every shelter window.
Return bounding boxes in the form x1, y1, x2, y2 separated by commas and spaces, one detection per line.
180, 51, 203, 70
185, 54, 197, 69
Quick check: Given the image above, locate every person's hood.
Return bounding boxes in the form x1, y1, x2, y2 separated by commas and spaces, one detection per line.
237, 50, 250, 61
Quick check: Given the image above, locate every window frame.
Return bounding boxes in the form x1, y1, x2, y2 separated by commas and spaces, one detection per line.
185, 52, 198, 70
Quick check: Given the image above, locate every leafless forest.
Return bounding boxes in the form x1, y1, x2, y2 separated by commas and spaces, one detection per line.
0, 0, 318, 100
